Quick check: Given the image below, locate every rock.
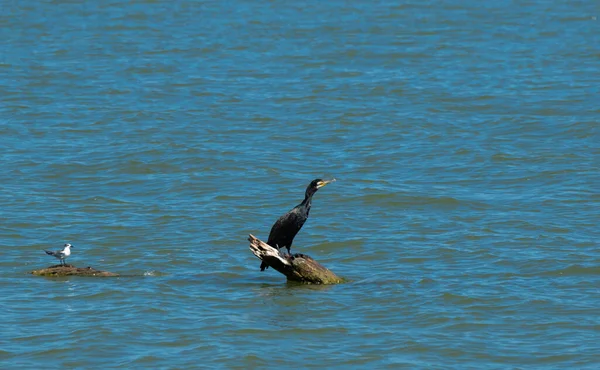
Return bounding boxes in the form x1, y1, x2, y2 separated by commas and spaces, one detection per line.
31, 265, 119, 277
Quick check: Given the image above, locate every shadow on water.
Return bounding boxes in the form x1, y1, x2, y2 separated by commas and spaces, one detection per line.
251, 281, 337, 298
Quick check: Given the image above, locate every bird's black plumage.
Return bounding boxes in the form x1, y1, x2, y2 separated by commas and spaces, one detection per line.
260, 178, 333, 271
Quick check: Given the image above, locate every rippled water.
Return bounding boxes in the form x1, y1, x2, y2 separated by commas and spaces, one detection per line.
1, 0, 599, 368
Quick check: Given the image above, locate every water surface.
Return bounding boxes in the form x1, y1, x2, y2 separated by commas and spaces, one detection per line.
1, 0, 599, 368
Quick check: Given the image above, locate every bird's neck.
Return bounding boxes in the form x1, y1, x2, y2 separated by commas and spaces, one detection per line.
301, 193, 314, 208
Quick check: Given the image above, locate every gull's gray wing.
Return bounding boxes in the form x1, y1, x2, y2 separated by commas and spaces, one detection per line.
44, 250, 64, 258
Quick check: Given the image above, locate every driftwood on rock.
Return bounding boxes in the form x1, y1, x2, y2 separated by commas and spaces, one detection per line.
248, 234, 343, 284
31, 264, 119, 277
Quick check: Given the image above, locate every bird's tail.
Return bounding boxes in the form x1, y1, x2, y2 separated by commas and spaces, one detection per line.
43, 250, 55, 256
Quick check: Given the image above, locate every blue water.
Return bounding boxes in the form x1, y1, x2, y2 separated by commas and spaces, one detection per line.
1, 0, 599, 368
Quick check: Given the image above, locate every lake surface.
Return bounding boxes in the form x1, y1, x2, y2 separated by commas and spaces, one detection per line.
1, 0, 599, 368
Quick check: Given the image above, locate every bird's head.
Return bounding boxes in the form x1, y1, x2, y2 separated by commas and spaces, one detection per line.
64, 243, 73, 249
305, 178, 335, 198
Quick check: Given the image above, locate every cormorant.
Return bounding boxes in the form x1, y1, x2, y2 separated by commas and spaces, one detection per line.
260, 178, 334, 271
44, 243, 74, 266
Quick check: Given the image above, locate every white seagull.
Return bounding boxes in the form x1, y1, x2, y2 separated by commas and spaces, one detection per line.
44, 243, 74, 266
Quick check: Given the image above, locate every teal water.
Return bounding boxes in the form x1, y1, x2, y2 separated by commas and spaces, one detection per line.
1, 0, 599, 368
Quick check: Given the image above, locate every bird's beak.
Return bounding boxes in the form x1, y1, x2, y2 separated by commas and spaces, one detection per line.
317, 179, 336, 188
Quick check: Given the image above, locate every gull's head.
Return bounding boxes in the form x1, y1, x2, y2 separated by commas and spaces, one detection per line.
64, 243, 73, 249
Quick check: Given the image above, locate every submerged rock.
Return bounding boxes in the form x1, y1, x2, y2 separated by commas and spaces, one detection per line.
31, 265, 119, 277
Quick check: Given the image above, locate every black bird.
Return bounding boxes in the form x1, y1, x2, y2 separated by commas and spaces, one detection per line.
260, 178, 335, 271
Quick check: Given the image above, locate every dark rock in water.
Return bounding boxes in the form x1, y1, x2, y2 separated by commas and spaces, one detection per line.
31, 265, 119, 277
